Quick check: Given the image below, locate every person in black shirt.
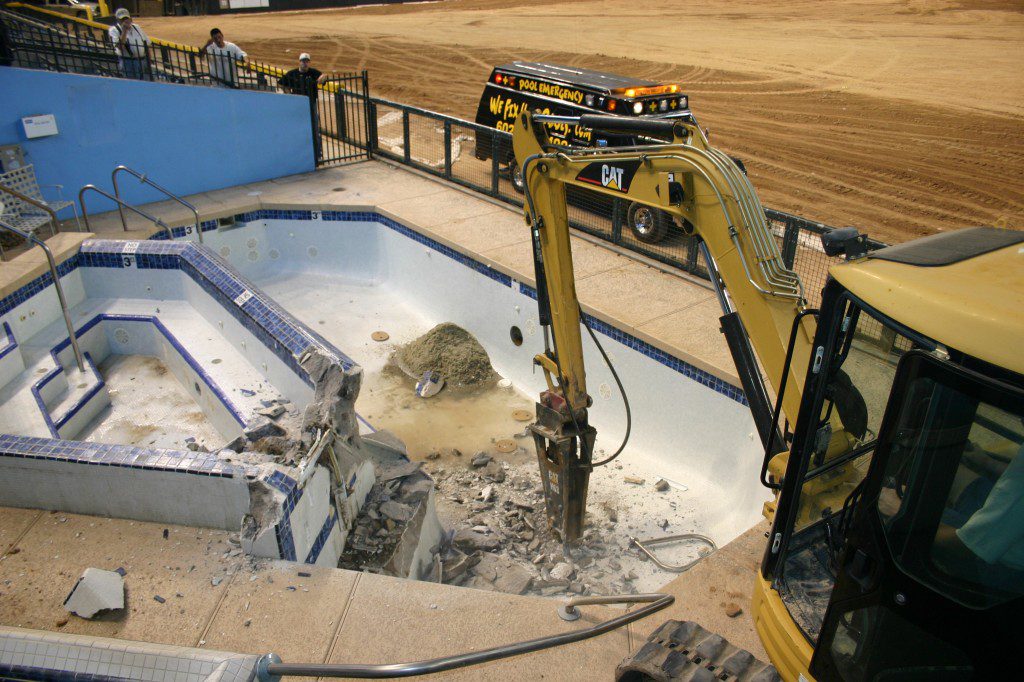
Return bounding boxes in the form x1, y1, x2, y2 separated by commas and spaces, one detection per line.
279, 53, 329, 161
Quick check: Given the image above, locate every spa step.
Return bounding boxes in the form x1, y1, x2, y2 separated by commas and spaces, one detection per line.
0, 322, 25, 392
46, 354, 110, 439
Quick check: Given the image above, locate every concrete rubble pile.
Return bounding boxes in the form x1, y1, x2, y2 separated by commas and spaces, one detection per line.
429, 450, 644, 597
202, 349, 444, 577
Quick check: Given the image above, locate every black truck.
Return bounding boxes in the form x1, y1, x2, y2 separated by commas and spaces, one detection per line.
474, 62, 696, 243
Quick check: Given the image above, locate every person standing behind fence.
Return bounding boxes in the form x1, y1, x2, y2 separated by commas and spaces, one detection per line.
200, 28, 246, 88
108, 9, 151, 81
279, 53, 328, 160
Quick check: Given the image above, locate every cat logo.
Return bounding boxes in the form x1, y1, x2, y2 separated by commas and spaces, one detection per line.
574, 160, 641, 194
600, 164, 625, 190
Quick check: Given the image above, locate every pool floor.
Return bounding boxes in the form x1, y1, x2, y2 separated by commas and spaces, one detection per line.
78, 354, 223, 450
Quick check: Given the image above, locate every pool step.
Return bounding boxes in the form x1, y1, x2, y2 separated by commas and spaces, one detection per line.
0, 322, 25, 390
46, 354, 110, 439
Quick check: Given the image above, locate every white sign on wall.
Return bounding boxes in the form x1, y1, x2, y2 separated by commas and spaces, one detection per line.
22, 114, 59, 139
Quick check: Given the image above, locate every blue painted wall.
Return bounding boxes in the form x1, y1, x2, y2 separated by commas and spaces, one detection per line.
0, 67, 314, 215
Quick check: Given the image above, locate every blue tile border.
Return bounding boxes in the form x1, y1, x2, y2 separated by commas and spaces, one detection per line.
305, 508, 338, 564
264, 470, 301, 561
76, 239, 355, 383
0, 433, 243, 478
517, 281, 747, 405
0, 321, 16, 362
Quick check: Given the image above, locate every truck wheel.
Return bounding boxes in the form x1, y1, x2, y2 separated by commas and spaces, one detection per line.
510, 157, 525, 193
627, 202, 668, 244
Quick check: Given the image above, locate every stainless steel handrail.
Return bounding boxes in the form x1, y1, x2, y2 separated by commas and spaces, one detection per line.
112, 165, 203, 243
0, 182, 63, 238
0, 219, 84, 372
78, 185, 172, 240
257, 592, 674, 679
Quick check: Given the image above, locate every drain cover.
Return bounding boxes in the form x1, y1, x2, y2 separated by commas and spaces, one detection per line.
371, 331, 390, 342
512, 409, 533, 422
269, 249, 281, 260
219, 246, 231, 258
308, 246, 319, 258
247, 250, 260, 262
496, 439, 516, 453
114, 327, 129, 345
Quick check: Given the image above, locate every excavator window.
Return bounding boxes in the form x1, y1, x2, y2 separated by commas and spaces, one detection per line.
876, 368, 1024, 607
811, 351, 1022, 680
779, 296, 924, 641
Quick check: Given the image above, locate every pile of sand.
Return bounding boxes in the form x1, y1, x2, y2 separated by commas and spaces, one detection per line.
393, 323, 496, 388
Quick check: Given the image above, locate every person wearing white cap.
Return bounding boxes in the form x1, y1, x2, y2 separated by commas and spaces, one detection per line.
108, 8, 151, 80
279, 53, 329, 160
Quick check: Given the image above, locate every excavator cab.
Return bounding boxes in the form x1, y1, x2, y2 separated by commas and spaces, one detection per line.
761, 232, 1023, 679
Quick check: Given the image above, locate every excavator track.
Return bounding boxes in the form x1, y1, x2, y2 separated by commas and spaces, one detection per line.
616, 620, 781, 682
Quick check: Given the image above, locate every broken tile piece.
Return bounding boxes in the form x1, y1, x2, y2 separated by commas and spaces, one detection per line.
64, 568, 125, 619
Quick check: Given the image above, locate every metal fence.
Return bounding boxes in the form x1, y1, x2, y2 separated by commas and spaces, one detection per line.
357, 95, 886, 306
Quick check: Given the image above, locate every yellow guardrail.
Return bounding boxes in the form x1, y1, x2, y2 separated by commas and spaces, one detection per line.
6, 2, 353, 94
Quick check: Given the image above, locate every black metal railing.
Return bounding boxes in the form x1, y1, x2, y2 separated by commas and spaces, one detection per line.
354, 94, 887, 305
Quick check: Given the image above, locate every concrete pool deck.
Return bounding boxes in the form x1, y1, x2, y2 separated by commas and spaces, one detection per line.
37, 159, 738, 390
0, 506, 770, 678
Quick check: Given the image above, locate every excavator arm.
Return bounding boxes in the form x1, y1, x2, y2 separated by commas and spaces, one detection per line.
512, 111, 819, 538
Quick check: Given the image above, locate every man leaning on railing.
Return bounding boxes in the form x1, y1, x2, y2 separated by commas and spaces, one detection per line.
108, 8, 151, 81
200, 28, 246, 88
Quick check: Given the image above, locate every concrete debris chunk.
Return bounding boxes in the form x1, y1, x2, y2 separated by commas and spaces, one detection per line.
453, 528, 500, 552
378, 460, 422, 482
549, 562, 574, 581
380, 500, 415, 523
470, 452, 491, 468
654, 479, 670, 492
479, 485, 494, 503
725, 603, 743, 618
63, 568, 125, 619
243, 417, 285, 441
257, 404, 287, 419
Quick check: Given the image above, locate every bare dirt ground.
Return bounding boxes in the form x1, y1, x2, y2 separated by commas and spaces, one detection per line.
148, 0, 1024, 244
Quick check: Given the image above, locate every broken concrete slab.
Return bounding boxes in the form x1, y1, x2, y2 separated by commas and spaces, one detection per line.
63, 568, 125, 619
379, 500, 415, 523
453, 528, 500, 552
244, 417, 286, 441
300, 350, 363, 444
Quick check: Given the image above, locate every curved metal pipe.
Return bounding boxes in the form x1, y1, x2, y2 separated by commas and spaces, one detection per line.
78, 185, 172, 240
112, 165, 203, 243
629, 533, 717, 573
260, 592, 673, 679
0, 219, 84, 372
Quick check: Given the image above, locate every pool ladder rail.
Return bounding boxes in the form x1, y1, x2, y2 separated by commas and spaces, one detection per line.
0, 219, 85, 372
111, 165, 203, 244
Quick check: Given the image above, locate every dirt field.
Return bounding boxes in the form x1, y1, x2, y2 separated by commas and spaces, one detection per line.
148, 0, 1024, 244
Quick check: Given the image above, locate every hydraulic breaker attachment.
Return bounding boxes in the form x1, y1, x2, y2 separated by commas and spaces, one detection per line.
530, 391, 596, 542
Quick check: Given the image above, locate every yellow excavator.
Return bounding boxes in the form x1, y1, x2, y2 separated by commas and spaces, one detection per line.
513, 110, 1022, 680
